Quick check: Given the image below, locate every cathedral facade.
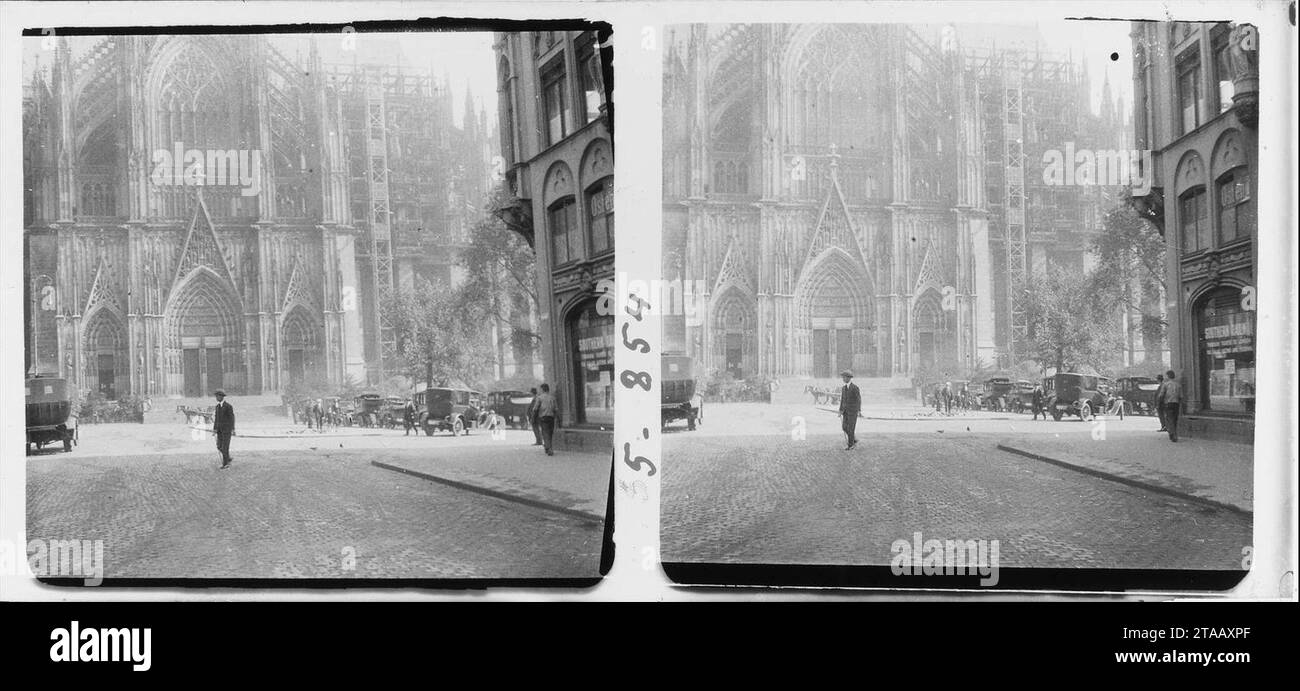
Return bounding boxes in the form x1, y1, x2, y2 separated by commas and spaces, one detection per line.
23, 35, 488, 399
663, 24, 996, 382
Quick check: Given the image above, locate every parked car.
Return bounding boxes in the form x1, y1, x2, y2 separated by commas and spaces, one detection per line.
414, 386, 483, 436
380, 396, 409, 429
1010, 380, 1037, 413
354, 393, 383, 427
661, 355, 700, 430
26, 376, 77, 453
1115, 376, 1161, 416
984, 377, 1015, 411
1043, 372, 1108, 421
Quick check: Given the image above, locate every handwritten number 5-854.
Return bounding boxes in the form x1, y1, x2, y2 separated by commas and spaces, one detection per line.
621, 370, 652, 391
622, 323, 650, 353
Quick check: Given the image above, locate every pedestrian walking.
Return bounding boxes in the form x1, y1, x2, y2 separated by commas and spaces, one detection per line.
838, 370, 861, 450
1158, 370, 1182, 442
403, 398, 417, 436
535, 384, 558, 456
526, 387, 543, 446
1032, 384, 1046, 420
1154, 373, 1167, 431
213, 389, 235, 469
942, 382, 953, 415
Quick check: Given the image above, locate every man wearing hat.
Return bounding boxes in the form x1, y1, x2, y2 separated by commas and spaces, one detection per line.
838, 370, 861, 450
213, 389, 236, 469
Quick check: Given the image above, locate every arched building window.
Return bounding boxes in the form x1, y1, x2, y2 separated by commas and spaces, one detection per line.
1212, 130, 1253, 246
1174, 152, 1207, 252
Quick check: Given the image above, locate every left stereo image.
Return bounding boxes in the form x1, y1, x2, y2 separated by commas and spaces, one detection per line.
20, 23, 614, 585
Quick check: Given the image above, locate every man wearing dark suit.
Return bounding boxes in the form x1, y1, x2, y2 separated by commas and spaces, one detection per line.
213, 389, 235, 469
838, 370, 861, 450
526, 387, 542, 446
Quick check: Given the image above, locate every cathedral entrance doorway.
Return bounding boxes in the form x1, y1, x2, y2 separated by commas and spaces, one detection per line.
799, 252, 871, 379
167, 271, 242, 397
180, 337, 224, 397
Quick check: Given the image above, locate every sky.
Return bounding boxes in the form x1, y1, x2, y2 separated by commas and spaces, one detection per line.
951, 20, 1136, 115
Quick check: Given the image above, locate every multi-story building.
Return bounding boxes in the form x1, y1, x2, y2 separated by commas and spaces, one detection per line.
661, 24, 1126, 389
22, 35, 492, 399
494, 30, 613, 442
1130, 21, 1258, 441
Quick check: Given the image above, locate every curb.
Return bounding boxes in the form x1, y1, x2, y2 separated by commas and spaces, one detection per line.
369, 460, 606, 526
996, 444, 1252, 517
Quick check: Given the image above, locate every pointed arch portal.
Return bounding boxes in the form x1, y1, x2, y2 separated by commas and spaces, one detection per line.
165, 269, 243, 397
795, 249, 874, 378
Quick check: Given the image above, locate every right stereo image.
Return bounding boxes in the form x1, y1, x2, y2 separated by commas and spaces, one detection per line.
658, 21, 1258, 589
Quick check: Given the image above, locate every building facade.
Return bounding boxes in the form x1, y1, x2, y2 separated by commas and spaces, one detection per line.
663, 24, 994, 385
23, 35, 489, 399
495, 30, 614, 432
1130, 21, 1258, 437
662, 24, 1128, 386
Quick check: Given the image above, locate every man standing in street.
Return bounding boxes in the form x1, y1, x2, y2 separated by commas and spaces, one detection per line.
1154, 373, 1167, 431
1159, 370, 1182, 442
536, 383, 558, 456
213, 389, 235, 469
838, 370, 861, 450
527, 387, 542, 446
403, 398, 417, 436
1031, 384, 1046, 420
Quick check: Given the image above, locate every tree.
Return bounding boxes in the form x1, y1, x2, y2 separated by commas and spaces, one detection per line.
1089, 195, 1168, 362
454, 184, 541, 379
1025, 265, 1124, 374
385, 278, 491, 392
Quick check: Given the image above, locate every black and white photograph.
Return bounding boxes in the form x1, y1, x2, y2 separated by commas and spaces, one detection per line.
659, 20, 1261, 585
18, 24, 615, 582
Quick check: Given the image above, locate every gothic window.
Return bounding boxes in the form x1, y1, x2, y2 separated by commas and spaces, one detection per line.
549, 197, 580, 266
586, 177, 613, 256
155, 46, 232, 150
1216, 168, 1253, 244
794, 27, 884, 154
1180, 188, 1209, 252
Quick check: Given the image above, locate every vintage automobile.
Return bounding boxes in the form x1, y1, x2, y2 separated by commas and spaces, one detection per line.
661, 355, 700, 430
983, 377, 1015, 411
354, 393, 384, 427
380, 396, 409, 429
1114, 376, 1161, 416
414, 386, 483, 436
1043, 372, 1109, 421
26, 376, 78, 453
486, 390, 534, 429
1010, 380, 1038, 413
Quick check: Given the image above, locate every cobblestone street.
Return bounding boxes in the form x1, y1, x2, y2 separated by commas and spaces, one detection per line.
27, 424, 608, 580
662, 402, 1252, 571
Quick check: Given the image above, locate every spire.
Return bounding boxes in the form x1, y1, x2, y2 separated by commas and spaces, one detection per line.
462, 82, 476, 134
1100, 68, 1114, 120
